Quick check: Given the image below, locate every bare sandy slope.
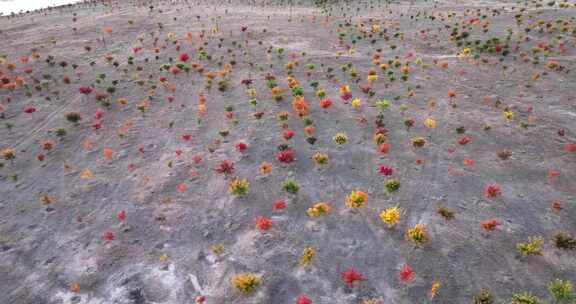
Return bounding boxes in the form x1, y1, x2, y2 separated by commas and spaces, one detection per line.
0, 0, 575, 303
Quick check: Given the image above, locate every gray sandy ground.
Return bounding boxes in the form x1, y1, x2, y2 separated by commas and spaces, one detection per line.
0, 0, 575, 303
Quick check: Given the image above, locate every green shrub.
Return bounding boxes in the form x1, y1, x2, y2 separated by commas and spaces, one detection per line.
510, 292, 541, 304
548, 279, 573, 303
65, 112, 82, 123
553, 233, 576, 250
473, 289, 494, 304
517, 236, 543, 256
384, 179, 401, 193
282, 179, 299, 194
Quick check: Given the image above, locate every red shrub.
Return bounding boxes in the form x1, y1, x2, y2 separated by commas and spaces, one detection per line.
341, 268, 365, 288
481, 219, 500, 232
255, 216, 273, 231
484, 184, 502, 198
399, 264, 415, 284
277, 149, 295, 164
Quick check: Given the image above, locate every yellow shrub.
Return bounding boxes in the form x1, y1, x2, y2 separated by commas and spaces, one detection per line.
406, 224, 429, 246
346, 190, 368, 209
232, 273, 261, 295
228, 178, 249, 197
312, 153, 329, 165
517, 236, 543, 256
300, 246, 316, 267
380, 207, 401, 228
307, 202, 332, 218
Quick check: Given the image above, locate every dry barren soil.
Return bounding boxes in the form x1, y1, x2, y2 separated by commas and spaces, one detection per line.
0, 0, 575, 303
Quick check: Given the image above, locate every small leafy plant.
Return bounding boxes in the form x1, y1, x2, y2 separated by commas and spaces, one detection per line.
517, 236, 544, 256
384, 179, 401, 193
211, 243, 225, 257
510, 292, 541, 304
437, 206, 455, 221
553, 233, 576, 250
228, 178, 249, 197
300, 246, 316, 267
548, 279, 573, 303
282, 179, 300, 194
1, 148, 16, 161
473, 289, 494, 304
341, 268, 365, 288
411, 137, 426, 147
255, 216, 273, 232
215, 160, 235, 176
481, 219, 501, 232
346, 190, 368, 209
65, 112, 82, 123
333, 132, 348, 145
484, 184, 502, 199
312, 152, 329, 165
307, 202, 331, 218
277, 149, 295, 164
406, 224, 429, 246
379, 207, 401, 228
232, 273, 261, 295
